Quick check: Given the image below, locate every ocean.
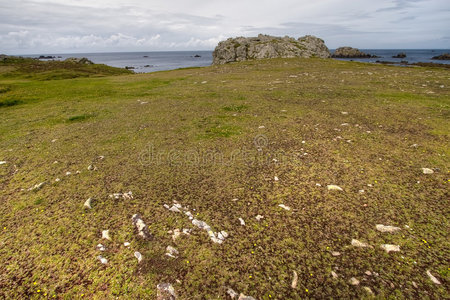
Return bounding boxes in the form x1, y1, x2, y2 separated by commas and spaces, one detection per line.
23, 49, 449, 73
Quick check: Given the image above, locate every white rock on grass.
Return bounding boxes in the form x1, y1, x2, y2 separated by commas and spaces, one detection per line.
238, 293, 256, 300
84, 198, 92, 209
327, 185, 343, 191
102, 230, 111, 240
278, 204, 291, 211
255, 215, 264, 221
157, 283, 176, 300
291, 270, 298, 289
55, 178, 61, 182
349, 277, 360, 285
227, 288, 239, 299
132, 214, 152, 239
97, 255, 108, 264
376, 224, 401, 233
97, 244, 106, 251
124, 242, 130, 247
363, 287, 373, 294
28, 182, 46, 191
134, 251, 143, 263
351, 239, 370, 248
238, 218, 246, 226
331, 271, 338, 279
380, 244, 400, 253
426, 270, 441, 284
171, 229, 181, 241
0, 161, 6, 165
165, 246, 179, 258
421, 168, 434, 174
109, 191, 133, 200
274, 176, 279, 181
65, 171, 72, 176
331, 251, 341, 256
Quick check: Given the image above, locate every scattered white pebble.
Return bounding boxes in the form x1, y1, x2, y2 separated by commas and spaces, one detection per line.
426, 270, 441, 284
238, 218, 245, 226
332, 251, 341, 256
84, 198, 92, 209
274, 176, 279, 181
171, 228, 181, 241
255, 215, 264, 221
65, 171, 72, 176
258, 125, 265, 129
0, 161, 6, 165
227, 288, 239, 298
132, 214, 152, 239
380, 244, 400, 253
51, 139, 58, 143
363, 287, 373, 294
341, 111, 349, 115
55, 178, 61, 182
331, 271, 338, 279
97, 255, 108, 264
351, 239, 370, 248
201, 81, 207, 84
124, 242, 130, 247
134, 251, 143, 263
53, 161, 58, 164
349, 277, 360, 285
97, 244, 105, 251
291, 270, 298, 289
278, 204, 291, 211
421, 168, 434, 174
315, 183, 322, 187
87, 165, 94, 171
376, 224, 401, 233
358, 189, 365, 194
102, 230, 111, 240
28, 182, 46, 191
165, 246, 179, 258
327, 185, 343, 191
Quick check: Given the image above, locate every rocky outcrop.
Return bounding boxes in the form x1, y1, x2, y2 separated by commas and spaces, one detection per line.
392, 52, 406, 58
332, 47, 377, 58
212, 34, 330, 65
431, 53, 450, 60
64, 57, 94, 64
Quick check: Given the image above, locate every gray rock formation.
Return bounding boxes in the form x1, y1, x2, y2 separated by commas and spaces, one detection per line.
212, 34, 330, 65
64, 57, 94, 64
431, 53, 450, 60
332, 47, 377, 58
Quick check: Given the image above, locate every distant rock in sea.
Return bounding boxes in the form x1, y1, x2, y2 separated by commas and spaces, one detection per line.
431, 53, 450, 60
332, 47, 378, 58
392, 52, 407, 58
212, 34, 330, 65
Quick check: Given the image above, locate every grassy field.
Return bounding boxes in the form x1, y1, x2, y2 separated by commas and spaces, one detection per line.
0, 57, 448, 299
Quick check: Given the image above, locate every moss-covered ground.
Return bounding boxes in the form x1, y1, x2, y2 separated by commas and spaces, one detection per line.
0, 57, 448, 299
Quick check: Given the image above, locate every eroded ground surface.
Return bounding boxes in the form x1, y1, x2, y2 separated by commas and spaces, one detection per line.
0, 58, 449, 298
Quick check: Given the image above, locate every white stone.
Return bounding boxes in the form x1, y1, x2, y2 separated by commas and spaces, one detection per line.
351, 239, 370, 248
28, 182, 46, 191
380, 244, 400, 253
278, 204, 291, 211
331, 251, 341, 256
84, 198, 92, 209
165, 246, 179, 258
124, 242, 130, 247
239, 218, 246, 225
274, 176, 279, 181
65, 171, 72, 176
0, 161, 6, 165
55, 178, 60, 182
134, 251, 143, 263
97, 255, 108, 264
376, 224, 401, 233
102, 230, 111, 240
331, 271, 338, 279
426, 270, 441, 284
421, 168, 434, 174
327, 185, 343, 191
349, 277, 360, 285
97, 244, 105, 251
227, 288, 239, 298
291, 270, 298, 288
255, 215, 264, 221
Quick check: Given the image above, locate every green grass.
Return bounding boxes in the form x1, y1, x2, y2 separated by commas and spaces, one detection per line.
0, 57, 449, 299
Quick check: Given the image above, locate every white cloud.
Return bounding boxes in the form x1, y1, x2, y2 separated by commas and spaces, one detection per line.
0, 0, 449, 54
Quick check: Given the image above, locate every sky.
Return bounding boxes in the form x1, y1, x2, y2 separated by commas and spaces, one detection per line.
1, 0, 449, 54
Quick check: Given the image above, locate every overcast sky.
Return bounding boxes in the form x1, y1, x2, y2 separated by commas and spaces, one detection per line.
1, 0, 449, 54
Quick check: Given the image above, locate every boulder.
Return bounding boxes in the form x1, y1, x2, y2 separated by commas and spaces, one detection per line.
431, 53, 450, 60
212, 34, 330, 65
332, 47, 377, 58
